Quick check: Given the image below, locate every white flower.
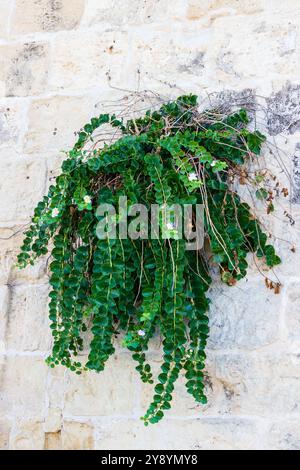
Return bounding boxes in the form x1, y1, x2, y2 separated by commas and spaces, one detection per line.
211, 161, 216, 167
166, 222, 176, 230
188, 172, 198, 181
137, 329, 146, 337
51, 208, 59, 217
84, 195, 92, 204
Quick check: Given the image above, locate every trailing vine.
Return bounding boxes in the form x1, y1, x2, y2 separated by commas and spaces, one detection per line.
18, 94, 284, 425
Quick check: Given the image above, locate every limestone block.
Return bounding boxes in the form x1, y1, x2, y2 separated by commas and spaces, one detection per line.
0, 357, 47, 418
0, 42, 49, 97
11, 0, 85, 35
62, 421, 94, 450
208, 16, 299, 85
95, 417, 259, 450
284, 282, 300, 338
5, 284, 51, 352
64, 353, 136, 416
10, 420, 44, 450
24, 95, 102, 154
208, 278, 282, 350
50, 31, 128, 93
0, 153, 46, 222
83, 0, 185, 27
128, 28, 209, 90
214, 350, 300, 416
0, 419, 11, 449
267, 420, 300, 450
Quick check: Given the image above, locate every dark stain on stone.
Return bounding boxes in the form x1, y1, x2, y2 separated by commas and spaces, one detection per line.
203, 374, 213, 391
6, 42, 46, 97
266, 83, 300, 135
178, 52, 205, 74
223, 384, 235, 400
40, 0, 63, 31
216, 50, 238, 77
292, 143, 300, 204
44, 430, 62, 450
280, 432, 300, 450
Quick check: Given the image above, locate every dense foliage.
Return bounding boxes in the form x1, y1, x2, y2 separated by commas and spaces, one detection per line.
18, 95, 281, 424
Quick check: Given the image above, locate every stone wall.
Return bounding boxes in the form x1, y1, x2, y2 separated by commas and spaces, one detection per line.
0, 0, 300, 450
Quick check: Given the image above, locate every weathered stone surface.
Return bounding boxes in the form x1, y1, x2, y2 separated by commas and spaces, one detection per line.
83, 0, 185, 26
270, 207, 300, 278
267, 420, 300, 450
44, 431, 62, 449
10, 420, 44, 450
208, 279, 282, 350
209, 16, 298, 85
0, 228, 47, 285
0, 153, 46, 222
284, 282, 300, 337
47, 366, 65, 409
0, 42, 49, 97
266, 83, 300, 135
95, 418, 156, 450
0, 419, 11, 449
0, 101, 26, 151
50, 31, 128, 92
128, 28, 209, 90
12, 0, 85, 34
24, 95, 100, 153
64, 354, 136, 416
0, 1, 12, 39
5, 284, 51, 351
214, 350, 300, 416
44, 408, 62, 433
187, 0, 264, 20
62, 421, 94, 450
0, 357, 47, 418
0, 286, 9, 354
95, 417, 260, 450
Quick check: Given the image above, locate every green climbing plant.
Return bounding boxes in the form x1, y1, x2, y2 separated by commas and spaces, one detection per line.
18, 94, 283, 425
